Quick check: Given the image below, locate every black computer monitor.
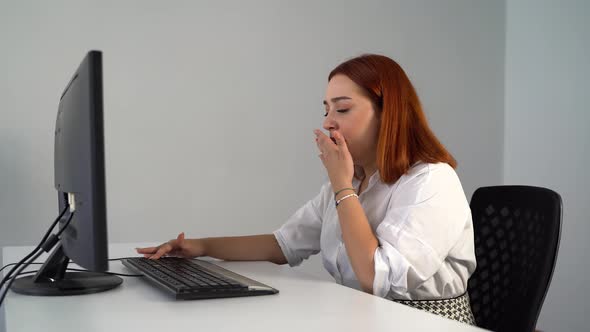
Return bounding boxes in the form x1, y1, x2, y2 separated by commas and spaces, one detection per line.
11, 50, 122, 296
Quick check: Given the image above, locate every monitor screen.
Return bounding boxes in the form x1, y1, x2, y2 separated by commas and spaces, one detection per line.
54, 50, 108, 272
11, 50, 122, 296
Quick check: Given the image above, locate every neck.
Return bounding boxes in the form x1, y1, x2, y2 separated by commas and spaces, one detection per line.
355, 163, 378, 180
364, 164, 378, 178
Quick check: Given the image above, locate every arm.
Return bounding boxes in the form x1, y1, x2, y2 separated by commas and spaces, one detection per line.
199, 234, 288, 265
314, 129, 379, 294
138, 233, 287, 265
334, 187, 379, 294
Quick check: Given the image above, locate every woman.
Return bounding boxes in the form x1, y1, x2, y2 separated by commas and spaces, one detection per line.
137, 54, 476, 324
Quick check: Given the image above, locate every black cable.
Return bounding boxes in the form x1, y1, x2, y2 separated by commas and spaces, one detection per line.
108, 256, 142, 262
0, 255, 144, 305
0, 264, 144, 277
0, 250, 43, 306
0, 263, 19, 274
65, 268, 143, 277
0, 265, 142, 306
0, 210, 75, 307
0, 256, 138, 274
0, 205, 69, 289
0, 262, 51, 274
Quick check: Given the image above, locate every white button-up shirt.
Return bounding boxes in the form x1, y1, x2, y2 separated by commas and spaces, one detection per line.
274, 162, 476, 300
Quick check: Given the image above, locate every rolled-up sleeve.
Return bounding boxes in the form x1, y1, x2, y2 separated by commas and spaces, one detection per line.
372, 164, 471, 298
273, 184, 329, 267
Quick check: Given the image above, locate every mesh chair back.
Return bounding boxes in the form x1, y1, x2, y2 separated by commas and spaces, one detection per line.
467, 186, 561, 332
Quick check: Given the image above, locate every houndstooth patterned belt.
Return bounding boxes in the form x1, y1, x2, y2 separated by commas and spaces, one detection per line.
393, 292, 476, 325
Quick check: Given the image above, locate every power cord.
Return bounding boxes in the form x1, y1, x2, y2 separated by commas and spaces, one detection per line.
0, 205, 69, 289
0, 250, 44, 306
0, 257, 144, 277
0, 257, 143, 306
12, 268, 142, 278
0, 210, 75, 307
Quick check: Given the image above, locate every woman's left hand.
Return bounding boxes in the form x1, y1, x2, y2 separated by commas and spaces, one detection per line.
314, 129, 354, 190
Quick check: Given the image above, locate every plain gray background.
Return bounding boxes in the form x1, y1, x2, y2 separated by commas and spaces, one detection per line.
504, 0, 590, 330
0, 0, 587, 331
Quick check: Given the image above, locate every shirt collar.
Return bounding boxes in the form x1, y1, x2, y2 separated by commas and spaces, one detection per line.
352, 170, 381, 194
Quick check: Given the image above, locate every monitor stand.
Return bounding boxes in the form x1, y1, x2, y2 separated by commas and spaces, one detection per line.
10, 244, 122, 296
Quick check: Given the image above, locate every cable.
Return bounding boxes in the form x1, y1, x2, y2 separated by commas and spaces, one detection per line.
65, 268, 143, 277
0, 205, 69, 288
0, 263, 19, 274
0, 265, 142, 306
0, 262, 52, 274
0, 263, 143, 278
0, 210, 75, 307
0, 257, 137, 274
108, 257, 142, 261
0, 250, 43, 306
0, 255, 143, 306
0, 256, 138, 274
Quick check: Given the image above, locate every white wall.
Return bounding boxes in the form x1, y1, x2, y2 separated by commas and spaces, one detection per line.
4, 0, 587, 329
398, 1, 506, 196
0, 0, 505, 278
0, 0, 504, 299
504, 1, 590, 330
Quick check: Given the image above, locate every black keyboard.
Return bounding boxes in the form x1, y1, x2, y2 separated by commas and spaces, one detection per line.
122, 257, 278, 300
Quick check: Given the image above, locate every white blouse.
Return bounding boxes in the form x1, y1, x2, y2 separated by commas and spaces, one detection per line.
273, 162, 476, 300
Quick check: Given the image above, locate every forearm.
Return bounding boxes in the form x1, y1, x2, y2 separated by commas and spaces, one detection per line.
199, 234, 288, 265
335, 194, 379, 293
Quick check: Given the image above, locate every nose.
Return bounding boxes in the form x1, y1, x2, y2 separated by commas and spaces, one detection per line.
322, 112, 338, 132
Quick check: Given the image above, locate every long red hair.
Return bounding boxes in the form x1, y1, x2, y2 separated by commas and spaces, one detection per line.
329, 54, 457, 184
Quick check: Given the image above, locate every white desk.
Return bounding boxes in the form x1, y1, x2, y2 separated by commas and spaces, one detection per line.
2, 243, 485, 332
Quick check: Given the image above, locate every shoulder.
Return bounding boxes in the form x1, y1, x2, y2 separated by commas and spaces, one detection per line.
404, 161, 456, 178
398, 162, 459, 187
392, 162, 465, 205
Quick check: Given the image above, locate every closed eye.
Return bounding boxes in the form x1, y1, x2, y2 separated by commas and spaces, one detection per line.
323, 109, 350, 117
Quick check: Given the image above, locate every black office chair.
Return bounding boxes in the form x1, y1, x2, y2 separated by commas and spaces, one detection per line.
467, 186, 561, 332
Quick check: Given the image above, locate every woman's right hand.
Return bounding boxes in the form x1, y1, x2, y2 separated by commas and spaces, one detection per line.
135, 232, 205, 259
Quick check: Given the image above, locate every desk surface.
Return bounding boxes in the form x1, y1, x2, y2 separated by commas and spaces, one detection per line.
2, 243, 484, 332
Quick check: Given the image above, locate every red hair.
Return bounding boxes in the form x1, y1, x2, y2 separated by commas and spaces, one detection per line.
329, 54, 457, 184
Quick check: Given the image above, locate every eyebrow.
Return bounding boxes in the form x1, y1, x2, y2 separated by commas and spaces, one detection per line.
323, 96, 352, 106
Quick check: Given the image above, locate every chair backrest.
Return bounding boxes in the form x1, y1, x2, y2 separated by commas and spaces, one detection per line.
467, 186, 561, 332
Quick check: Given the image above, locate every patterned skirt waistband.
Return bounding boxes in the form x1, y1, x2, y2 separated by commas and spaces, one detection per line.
393, 292, 475, 325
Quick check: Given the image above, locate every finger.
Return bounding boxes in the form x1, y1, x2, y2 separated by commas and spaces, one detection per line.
315, 138, 323, 154
136, 247, 158, 254
173, 233, 185, 254
149, 244, 171, 260
333, 131, 349, 151
314, 129, 329, 143
314, 130, 330, 152
149, 248, 167, 260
